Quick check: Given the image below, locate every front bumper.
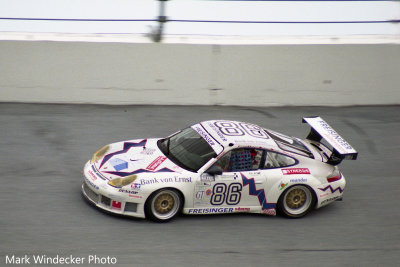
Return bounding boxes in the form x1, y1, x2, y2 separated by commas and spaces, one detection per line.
81, 182, 145, 218
81, 162, 146, 218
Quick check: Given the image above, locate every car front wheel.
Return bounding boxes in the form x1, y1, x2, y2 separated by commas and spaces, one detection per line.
145, 189, 182, 222
277, 185, 315, 218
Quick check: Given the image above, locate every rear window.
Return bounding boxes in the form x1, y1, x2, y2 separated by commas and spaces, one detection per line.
264, 151, 297, 169
265, 129, 314, 158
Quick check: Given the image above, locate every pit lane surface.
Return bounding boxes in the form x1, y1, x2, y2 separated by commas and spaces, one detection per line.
1, 103, 399, 267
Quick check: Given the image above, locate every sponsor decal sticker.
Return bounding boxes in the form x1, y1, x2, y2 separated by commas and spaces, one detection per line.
84, 176, 99, 190
139, 178, 159, 185
111, 200, 122, 210
290, 178, 308, 183
200, 174, 215, 182
88, 170, 97, 181
321, 195, 342, 205
131, 183, 141, 189
160, 177, 173, 183
118, 189, 138, 195
193, 124, 223, 154
282, 168, 310, 175
174, 177, 192, 183
194, 185, 213, 206
91, 165, 107, 180
196, 191, 204, 199
278, 182, 288, 191
206, 189, 212, 196
235, 207, 250, 212
262, 209, 276, 216
188, 208, 234, 214
146, 156, 167, 172
317, 120, 354, 151
194, 126, 216, 146
140, 148, 156, 155
138, 177, 192, 185
129, 194, 143, 199
110, 158, 128, 171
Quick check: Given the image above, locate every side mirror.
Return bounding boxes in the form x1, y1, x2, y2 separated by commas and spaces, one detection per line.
206, 165, 223, 176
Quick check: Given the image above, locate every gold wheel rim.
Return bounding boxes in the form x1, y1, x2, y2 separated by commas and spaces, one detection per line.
154, 193, 175, 214
285, 188, 307, 209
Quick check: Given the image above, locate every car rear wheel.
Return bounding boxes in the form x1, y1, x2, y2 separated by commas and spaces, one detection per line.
278, 185, 315, 218
145, 189, 182, 222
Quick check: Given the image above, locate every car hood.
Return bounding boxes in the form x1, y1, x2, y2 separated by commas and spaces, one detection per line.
91, 138, 185, 180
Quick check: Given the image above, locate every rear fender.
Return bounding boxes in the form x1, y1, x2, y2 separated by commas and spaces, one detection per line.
266, 175, 320, 206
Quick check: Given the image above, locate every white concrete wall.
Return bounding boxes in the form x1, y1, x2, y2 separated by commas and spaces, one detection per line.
1, 39, 399, 106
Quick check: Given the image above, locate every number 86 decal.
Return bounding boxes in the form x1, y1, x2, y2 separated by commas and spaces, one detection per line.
214, 121, 269, 139
211, 183, 242, 206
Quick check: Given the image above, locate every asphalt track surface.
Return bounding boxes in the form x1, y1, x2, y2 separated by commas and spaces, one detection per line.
1, 103, 399, 267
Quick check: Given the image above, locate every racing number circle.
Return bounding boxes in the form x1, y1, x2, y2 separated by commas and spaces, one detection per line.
278, 185, 315, 218
146, 189, 182, 222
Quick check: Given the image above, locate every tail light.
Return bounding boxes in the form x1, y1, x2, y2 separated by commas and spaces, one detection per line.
327, 167, 342, 183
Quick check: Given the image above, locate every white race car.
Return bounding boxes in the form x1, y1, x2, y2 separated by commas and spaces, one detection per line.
82, 117, 357, 222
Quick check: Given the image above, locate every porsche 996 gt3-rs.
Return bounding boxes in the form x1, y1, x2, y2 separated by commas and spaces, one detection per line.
82, 117, 357, 222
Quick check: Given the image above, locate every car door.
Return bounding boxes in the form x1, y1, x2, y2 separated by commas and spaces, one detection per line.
194, 148, 266, 210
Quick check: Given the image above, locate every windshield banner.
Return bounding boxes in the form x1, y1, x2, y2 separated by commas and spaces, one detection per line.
192, 124, 224, 155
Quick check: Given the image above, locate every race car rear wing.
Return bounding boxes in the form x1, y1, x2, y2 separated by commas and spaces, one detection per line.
302, 116, 358, 165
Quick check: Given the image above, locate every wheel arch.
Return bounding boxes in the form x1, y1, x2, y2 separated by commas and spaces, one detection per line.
145, 186, 186, 205
266, 176, 320, 206
276, 183, 318, 218
144, 187, 185, 221
277, 183, 318, 206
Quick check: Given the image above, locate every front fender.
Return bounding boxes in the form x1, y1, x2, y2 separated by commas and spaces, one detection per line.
135, 176, 194, 209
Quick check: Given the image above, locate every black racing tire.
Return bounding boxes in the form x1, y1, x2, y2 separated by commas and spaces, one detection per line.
145, 188, 183, 222
277, 185, 316, 218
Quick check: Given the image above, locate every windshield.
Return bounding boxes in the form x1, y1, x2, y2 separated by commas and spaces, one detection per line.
157, 127, 217, 172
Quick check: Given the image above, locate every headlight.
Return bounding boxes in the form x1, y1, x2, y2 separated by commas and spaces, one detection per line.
90, 145, 110, 163
108, 175, 138, 188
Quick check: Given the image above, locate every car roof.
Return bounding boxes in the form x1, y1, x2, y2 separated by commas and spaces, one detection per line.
199, 120, 279, 152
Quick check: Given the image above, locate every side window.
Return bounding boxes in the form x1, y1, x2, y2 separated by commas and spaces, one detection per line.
264, 151, 296, 169
214, 148, 263, 172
